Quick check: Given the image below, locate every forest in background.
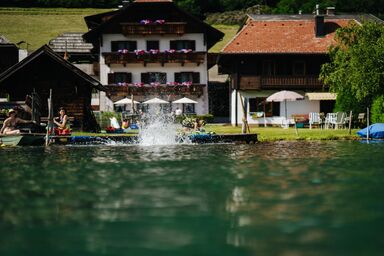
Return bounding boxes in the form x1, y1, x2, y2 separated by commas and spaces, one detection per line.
0, 0, 383, 18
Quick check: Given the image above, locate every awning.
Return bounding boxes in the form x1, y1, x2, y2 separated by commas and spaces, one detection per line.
305, 92, 337, 100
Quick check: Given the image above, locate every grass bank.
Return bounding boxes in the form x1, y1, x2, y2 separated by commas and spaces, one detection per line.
0, 8, 112, 50
73, 125, 360, 142
0, 8, 237, 52
205, 125, 360, 141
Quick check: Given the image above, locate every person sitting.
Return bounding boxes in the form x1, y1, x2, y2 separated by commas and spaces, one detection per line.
53, 107, 71, 135
194, 118, 205, 132
175, 107, 182, 116
121, 119, 130, 129
0, 109, 34, 135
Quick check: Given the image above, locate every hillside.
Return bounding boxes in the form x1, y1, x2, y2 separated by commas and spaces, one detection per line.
0, 8, 112, 50
0, 8, 238, 53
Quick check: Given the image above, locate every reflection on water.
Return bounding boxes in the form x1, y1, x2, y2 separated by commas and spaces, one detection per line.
1, 141, 384, 255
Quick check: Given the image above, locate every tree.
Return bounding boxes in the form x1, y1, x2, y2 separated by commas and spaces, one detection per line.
320, 22, 384, 115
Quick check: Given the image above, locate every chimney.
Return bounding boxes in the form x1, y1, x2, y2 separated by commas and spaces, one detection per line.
326, 7, 335, 16
314, 4, 325, 37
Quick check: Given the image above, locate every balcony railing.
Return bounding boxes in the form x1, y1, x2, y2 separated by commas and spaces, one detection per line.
103, 52, 205, 66
105, 84, 205, 98
121, 22, 186, 35
239, 75, 323, 90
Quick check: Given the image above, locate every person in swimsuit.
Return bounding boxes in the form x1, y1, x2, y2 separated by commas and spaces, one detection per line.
53, 107, 70, 135
0, 109, 34, 135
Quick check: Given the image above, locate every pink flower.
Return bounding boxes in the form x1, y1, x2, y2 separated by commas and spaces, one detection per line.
150, 82, 161, 87
140, 19, 152, 25
180, 49, 192, 53
134, 49, 146, 56
149, 49, 160, 54
134, 82, 144, 87
165, 49, 176, 54
155, 19, 165, 24
182, 81, 192, 86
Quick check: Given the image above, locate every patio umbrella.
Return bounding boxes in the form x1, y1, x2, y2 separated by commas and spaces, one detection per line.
266, 90, 304, 119
172, 97, 198, 104
114, 97, 140, 105
142, 97, 168, 104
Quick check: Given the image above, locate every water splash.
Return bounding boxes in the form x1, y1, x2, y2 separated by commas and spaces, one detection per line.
138, 111, 190, 146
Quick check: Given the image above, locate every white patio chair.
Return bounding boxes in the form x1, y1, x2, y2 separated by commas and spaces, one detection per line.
309, 112, 322, 129
334, 112, 346, 129
324, 113, 337, 129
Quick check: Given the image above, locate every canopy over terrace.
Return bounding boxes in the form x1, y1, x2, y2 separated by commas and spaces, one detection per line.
172, 97, 198, 104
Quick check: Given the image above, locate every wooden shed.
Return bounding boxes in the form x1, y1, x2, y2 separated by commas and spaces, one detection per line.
0, 45, 105, 132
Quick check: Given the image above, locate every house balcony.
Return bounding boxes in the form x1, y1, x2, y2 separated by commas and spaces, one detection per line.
103, 52, 205, 66
121, 22, 186, 35
239, 75, 323, 90
105, 84, 205, 100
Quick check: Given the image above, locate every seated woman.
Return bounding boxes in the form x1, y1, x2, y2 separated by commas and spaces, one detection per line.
53, 107, 71, 135
0, 109, 34, 135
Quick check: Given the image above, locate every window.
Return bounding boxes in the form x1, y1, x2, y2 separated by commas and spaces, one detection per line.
174, 72, 200, 83
111, 41, 137, 52
141, 72, 167, 84
107, 72, 132, 84
183, 103, 195, 114
292, 61, 305, 75
146, 40, 160, 51
262, 60, 275, 75
170, 40, 196, 50
249, 97, 274, 117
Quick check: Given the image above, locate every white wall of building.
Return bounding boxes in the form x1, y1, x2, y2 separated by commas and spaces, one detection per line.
231, 90, 320, 126
97, 33, 209, 114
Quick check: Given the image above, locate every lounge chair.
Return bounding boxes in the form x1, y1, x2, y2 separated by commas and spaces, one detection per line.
309, 112, 322, 129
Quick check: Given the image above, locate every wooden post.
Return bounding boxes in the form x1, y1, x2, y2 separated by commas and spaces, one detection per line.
367, 107, 370, 140
239, 94, 250, 134
348, 111, 352, 135
45, 89, 53, 146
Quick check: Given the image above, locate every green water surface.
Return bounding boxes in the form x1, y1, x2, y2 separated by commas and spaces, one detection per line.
0, 141, 384, 255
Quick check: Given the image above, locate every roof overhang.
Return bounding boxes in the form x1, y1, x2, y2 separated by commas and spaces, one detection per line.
306, 92, 337, 100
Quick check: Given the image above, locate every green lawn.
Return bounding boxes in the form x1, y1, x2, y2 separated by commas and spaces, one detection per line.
210, 24, 240, 52
0, 8, 112, 51
0, 8, 237, 52
73, 125, 360, 142
204, 125, 359, 141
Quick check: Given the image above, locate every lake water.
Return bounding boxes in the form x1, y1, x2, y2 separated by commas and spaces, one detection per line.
0, 141, 383, 255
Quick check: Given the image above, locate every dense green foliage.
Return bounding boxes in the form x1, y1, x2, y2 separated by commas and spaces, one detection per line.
0, 0, 382, 17
371, 96, 384, 123
320, 22, 384, 121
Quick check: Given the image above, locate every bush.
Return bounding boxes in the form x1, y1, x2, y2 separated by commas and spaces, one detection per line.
94, 111, 122, 130
371, 95, 384, 123
175, 114, 215, 124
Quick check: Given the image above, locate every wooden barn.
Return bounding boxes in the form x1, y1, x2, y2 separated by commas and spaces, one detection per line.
0, 35, 18, 74
0, 45, 105, 132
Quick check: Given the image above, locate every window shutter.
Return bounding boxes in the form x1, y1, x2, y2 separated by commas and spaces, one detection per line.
170, 40, 177, 50
111, 42, 118, 52
192, 72, 200, 84
160, 73, 167, 84
129, 41, 137, 51
126, 73, 132, 83
190, 40, 196, 51
108, 73, 114, 84
174, 73, 181, 83
141, 73, 149, 84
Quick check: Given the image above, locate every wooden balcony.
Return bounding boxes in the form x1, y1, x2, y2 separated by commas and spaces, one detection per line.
121, 22, 186, 35
103, 52, 205, 66
239, 75, 323, 90
105, 84, 205, 100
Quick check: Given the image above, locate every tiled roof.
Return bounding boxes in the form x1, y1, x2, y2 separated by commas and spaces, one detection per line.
222, 16, 353, 54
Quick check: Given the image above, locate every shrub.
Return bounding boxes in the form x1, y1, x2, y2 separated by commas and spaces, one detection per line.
371, 95, 384, 123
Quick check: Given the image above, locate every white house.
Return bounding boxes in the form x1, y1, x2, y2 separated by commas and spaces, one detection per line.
83, 0, 223, 114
